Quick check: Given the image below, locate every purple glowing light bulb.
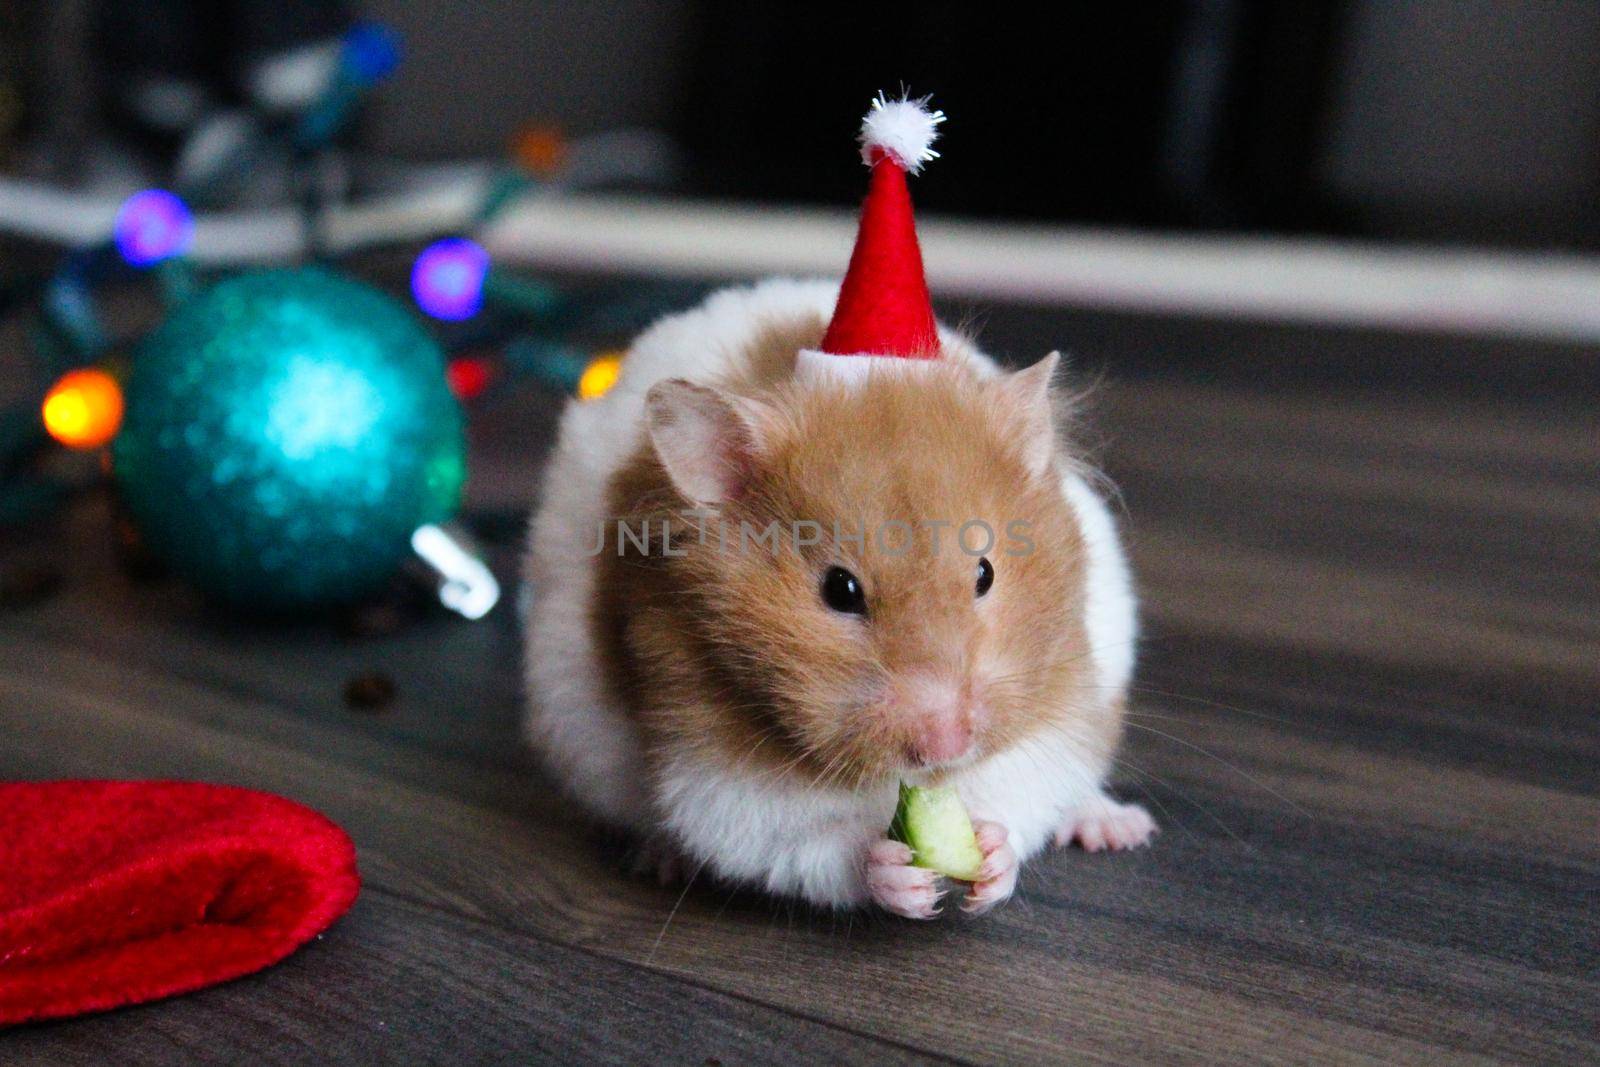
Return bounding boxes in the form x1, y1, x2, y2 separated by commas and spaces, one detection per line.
114, 189, 194, 267
411, 238, 491, 321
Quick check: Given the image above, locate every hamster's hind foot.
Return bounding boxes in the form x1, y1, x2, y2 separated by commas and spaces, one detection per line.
1054, 794, 1157, 853
630, 835, 695, 887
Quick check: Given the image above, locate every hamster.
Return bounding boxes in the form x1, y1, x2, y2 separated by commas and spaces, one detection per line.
522, 278, 1154, 918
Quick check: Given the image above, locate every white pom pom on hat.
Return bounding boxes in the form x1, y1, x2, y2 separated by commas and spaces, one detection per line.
858, 92, 946, 174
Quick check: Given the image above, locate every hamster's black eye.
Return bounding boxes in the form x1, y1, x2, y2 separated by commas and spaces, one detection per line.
821, 566, 867, 616
975, 557, 994, 598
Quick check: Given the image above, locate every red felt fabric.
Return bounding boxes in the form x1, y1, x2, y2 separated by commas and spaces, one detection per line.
820, 156, 940, 359
0, 780, 359, 1027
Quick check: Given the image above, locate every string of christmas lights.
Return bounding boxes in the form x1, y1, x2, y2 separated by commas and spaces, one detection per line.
0, 19, 659, 619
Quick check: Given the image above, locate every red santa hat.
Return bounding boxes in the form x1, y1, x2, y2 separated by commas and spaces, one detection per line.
0, 781, 358, 1026
798, 93, 945, 381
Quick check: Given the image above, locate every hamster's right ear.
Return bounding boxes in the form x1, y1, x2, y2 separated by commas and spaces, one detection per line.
645, 379, 770, 505
1001, 351, 1061, 478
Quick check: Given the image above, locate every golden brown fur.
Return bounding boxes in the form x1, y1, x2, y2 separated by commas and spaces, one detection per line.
590, 315, 1112, 792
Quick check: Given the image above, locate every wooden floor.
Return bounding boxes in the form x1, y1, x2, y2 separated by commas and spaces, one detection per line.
2, 297, 1596, 1064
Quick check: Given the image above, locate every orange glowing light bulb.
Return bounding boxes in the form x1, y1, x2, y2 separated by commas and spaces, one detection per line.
577, 352, 622, 401
512, 124, 568, 177
42, 368, 124, 450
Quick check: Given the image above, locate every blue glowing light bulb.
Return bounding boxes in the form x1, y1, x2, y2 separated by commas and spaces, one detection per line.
411, 238, 490, 321
114, 189, 193, 267
343, 22, 403, 84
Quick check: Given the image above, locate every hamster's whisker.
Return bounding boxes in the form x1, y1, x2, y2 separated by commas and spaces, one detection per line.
646, 852, 713, 965
981, 634, 1146, 688
985, 658, 1293, 732
1101, 755, 1191, 841
727, 728, 785, 778
1008, 722, 1255, 848
1123, 708, 1280, 735
1102, 751, 1250, 848
1121, 721, 1313, 819
1123, 684, 1300, 728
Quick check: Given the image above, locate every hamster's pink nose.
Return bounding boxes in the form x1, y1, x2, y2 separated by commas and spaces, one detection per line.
897, 673, 978, 766
911, 715, 973, 766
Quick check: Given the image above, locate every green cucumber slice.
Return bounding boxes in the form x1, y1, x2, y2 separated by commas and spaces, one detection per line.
888, 781, 985, 882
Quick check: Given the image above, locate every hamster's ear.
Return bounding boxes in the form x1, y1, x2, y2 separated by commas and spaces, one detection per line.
645, 379, 770, 505
1002, 351, 1061, 478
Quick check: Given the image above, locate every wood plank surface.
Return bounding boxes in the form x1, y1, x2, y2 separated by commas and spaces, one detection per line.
1, 298, 1595, 1065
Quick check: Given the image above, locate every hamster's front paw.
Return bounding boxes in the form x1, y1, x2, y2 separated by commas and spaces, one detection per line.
961, 820, 1018, 914
1055, 794, 1157, 852
865, 839, 945, 919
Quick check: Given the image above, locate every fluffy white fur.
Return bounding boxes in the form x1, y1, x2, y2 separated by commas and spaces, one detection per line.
523, 278, 1139, 908
860, 94, 944, 173
793, 347, 938, 385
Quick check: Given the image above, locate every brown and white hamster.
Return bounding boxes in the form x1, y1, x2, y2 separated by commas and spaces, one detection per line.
522, 278, 1154, 918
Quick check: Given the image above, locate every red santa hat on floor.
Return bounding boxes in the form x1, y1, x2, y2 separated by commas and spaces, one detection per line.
0, 781, 358, 1026
796, 92, 946, 383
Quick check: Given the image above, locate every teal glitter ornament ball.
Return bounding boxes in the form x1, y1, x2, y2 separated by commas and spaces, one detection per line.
112, 268, 467, 611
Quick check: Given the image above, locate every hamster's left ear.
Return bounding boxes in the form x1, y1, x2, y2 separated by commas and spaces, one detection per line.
1002, 351, 1060, 478
645, 378, 772, 505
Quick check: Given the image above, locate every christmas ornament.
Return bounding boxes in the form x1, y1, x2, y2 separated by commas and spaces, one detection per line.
112, 268, 467, 611
0, 14, 647, 584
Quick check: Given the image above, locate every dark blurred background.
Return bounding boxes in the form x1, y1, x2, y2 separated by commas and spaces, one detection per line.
3, 0, 1598, 250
